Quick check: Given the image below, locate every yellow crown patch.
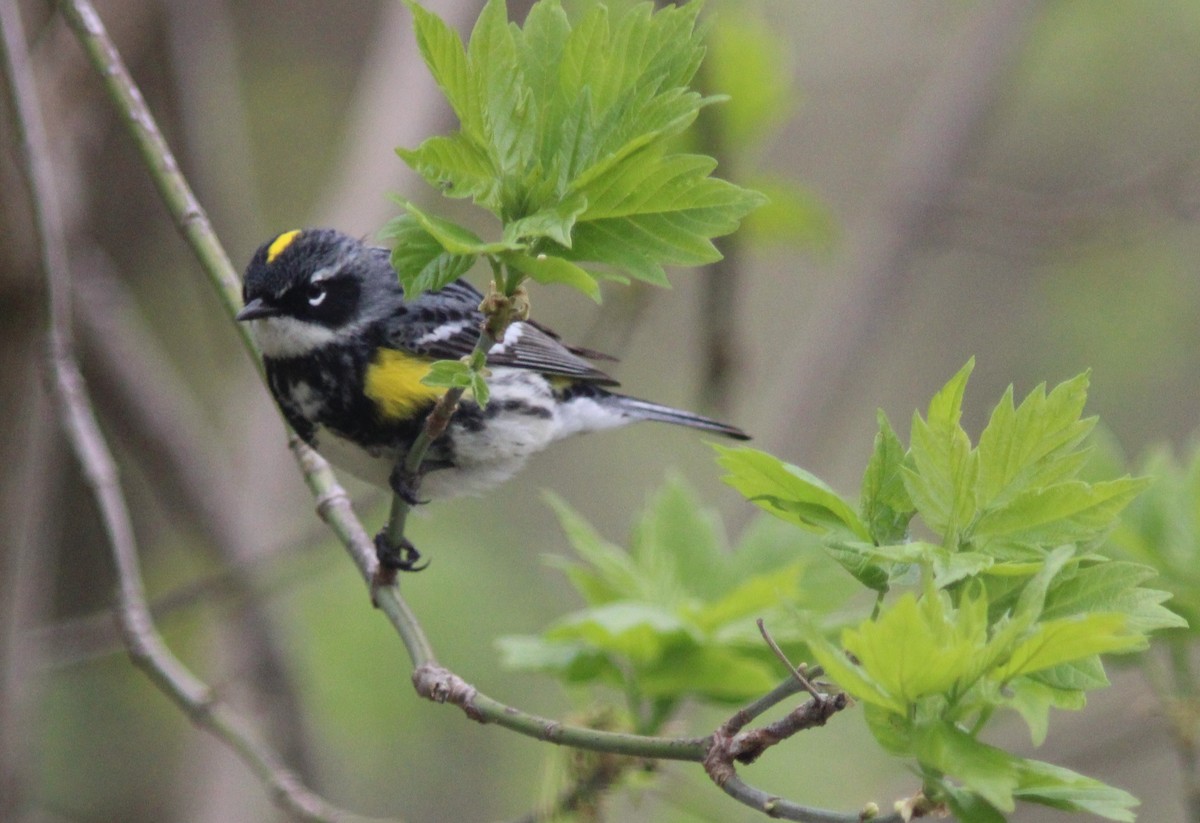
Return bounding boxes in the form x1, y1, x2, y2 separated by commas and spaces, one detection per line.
266, 229, 302, 264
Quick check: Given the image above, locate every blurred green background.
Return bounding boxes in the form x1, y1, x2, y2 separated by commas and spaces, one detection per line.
2, 0, 1199, 821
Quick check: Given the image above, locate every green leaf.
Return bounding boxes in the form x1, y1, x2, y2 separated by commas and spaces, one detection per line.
1030, 655, 1110, 691
1042, 560, 1187, 634
862, 702, 914, 756
992, 613, 1143, 681
1008, 544, 1075, 629
467, 0, 529, 192
801, 619, 904, 714
691, 565, 803, 632
931, 550, 995, 589
543, 492, 640, 603
939, 784, 1008, 823
629, 478, 726, 600
496, 635, 619, 683
904, 359, 979, 543
716, 445, 871, 540
973, 477, 1148, 545
1002, 678, 1086, 746
420, 359, 473, 390
639, 646, 778, 702
915, 722, 1020, 812
1105, 443, 1200, 632
860, 410, 915, 545
1014, 758, 1138, 821
553, 220, 671, 285
395, 198, 519, 256
547, 602, 695, 667
841, 593, 982, 705
822, 539, 891, 592
396, 0, 762, 287
501, 193, 588, 247
396, 135, 496, 202
502, 252, 600, 302
739, 178, 838, 251
975, 374, 1095, 511
561, 152, 767, 284
703, 12, 794, 149
403, 0, 482, 139
420, 358, 491, 407
468, 368, 490, 407
380, 215, 477, 297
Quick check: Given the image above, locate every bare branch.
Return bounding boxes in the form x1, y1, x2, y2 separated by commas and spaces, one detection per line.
757, 618, 824, 702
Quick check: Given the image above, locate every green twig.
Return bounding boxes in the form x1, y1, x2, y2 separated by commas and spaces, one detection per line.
380, 284, 518, 574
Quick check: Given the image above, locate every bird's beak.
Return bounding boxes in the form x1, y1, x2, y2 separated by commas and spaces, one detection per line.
235, 297, 278, 321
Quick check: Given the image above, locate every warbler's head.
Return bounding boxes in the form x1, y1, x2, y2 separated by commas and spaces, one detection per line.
238, 228, 397, 358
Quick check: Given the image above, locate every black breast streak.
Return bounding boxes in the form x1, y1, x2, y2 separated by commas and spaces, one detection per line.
267, 366, 316, 443
264, 341, 433, 456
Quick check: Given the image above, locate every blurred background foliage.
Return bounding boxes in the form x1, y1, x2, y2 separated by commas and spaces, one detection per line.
2, 0, 1199, 821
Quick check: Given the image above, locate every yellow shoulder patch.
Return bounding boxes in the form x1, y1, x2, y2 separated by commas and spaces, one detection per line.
364, 349, 444, 420
266, 229, 302, 264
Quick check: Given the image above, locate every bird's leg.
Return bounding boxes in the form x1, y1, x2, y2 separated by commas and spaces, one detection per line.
373, 530, 428, 573
388, 463, 427, 506
370, 463, 430, 582
370, 528, 427, 605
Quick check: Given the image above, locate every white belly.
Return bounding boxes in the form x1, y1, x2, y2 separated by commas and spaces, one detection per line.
310, 368, 580, 499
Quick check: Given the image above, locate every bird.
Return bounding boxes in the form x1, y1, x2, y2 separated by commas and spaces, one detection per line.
237, 228, 749, 568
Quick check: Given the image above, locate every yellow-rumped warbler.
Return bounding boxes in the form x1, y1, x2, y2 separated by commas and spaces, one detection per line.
237, 228, 748, 565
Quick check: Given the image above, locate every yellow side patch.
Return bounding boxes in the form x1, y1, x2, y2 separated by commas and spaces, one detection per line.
266, 229, 302, 263
364, 348, 444, 420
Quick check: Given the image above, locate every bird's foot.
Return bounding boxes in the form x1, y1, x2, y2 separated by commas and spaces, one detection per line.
370, 531, 429, 605
388, 466, 428, 506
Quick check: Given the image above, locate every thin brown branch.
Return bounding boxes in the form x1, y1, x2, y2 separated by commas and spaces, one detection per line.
757, 618, 824, 702
703, 695, 856, 823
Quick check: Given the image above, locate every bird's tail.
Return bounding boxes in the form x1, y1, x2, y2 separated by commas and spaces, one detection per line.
610, 394, 750, 440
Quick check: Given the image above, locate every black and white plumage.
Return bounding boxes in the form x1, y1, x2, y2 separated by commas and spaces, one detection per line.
237, 228, 749, 500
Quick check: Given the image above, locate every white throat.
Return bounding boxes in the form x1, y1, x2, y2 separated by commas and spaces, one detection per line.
250, 316, 340, 358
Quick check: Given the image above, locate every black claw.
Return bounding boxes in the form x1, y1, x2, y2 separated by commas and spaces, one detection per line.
388, 467, 429, 506
374, 530, 430, 573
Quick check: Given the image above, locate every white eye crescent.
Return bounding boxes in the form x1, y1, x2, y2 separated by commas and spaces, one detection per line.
307, 284, 327, 307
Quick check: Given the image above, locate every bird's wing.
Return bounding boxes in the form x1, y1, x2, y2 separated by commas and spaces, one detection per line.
384, 279, 618, 384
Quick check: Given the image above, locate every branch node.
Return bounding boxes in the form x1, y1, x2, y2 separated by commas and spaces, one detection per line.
762, 795, 784, 817
412, 662, 484, 722
702, 727, 737, 787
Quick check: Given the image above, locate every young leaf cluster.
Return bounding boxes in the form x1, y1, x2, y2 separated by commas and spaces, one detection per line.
717, 360, 1185, 822
384, 0, 765, 301
1106, 442, 1200, 634
498, 480, 855, 730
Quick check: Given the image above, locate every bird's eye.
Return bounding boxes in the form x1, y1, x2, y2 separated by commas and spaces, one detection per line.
306, 282, 327, 307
